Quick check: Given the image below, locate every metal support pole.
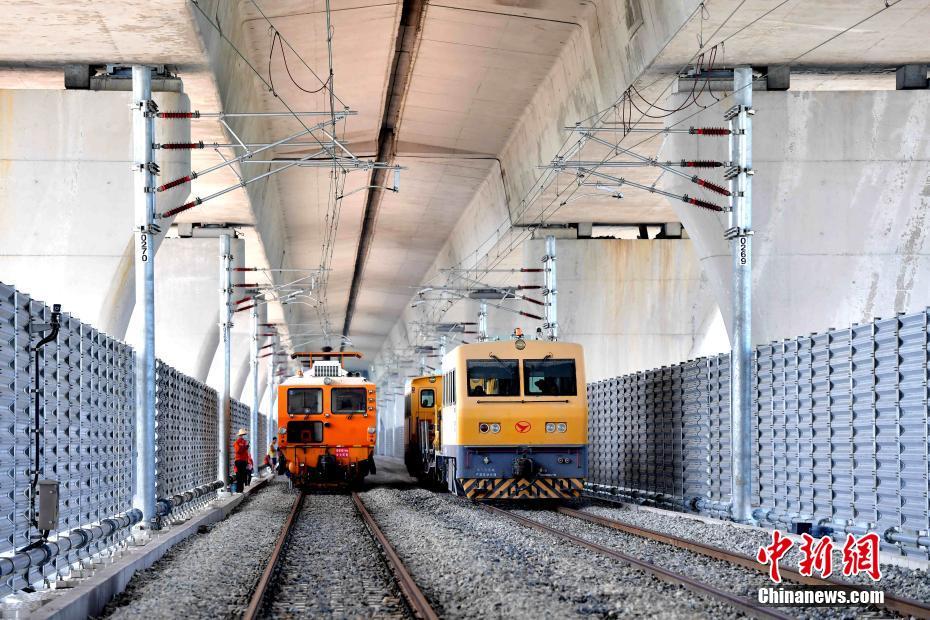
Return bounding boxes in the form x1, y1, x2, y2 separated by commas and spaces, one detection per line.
544, 235, 558, 341
728, 66, 754, 524
218, 234, 233, 483
132, 65, 157, 526
249, 303, 260, 469
267, 334, 278, 445
478, 301, 488, 342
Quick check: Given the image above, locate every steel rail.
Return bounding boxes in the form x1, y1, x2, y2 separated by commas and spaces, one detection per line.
559, 507, 930, 620
243, 492, 306, 620
352, 492, 439, 620
485, 506, 792, 620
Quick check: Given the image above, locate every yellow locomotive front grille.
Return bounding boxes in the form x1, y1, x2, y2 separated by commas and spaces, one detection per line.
460, 477, 583, 500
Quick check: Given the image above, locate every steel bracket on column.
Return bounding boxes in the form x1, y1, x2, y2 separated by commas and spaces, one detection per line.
723, 227, 754, 240
724, 104, 754, 121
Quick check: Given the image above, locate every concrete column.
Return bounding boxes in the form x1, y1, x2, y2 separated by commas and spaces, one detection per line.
523, 237, 725, 381
659, 89, 930, 345
0, 88, 190, 338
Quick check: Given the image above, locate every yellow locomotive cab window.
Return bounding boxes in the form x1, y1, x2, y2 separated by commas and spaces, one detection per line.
419, 389, 435, 408
287, 388, 323, 415
523, 359, 578, 396
466, 359, 520, 397
332, 387, 367, 414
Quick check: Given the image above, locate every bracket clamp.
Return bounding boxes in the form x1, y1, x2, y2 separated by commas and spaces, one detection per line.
724, 226, 754, 240
724, 104, 754, 121
138, 223, 162, 236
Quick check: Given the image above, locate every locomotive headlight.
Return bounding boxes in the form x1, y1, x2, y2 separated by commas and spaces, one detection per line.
515, 338, 526, 350
556, 422, 567, 433
278, 427, 287, 435
490, 423, 501, 434
478, 423, 490, 433
323, 377, 333, 385
367, 427, 376, 434
545, 422, 556, 433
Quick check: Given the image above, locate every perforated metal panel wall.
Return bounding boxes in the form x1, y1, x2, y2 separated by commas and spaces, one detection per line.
155, 361, 219, 498
0, 281, 248, 595
588, 311, 930, 558
0, 283, 137, 592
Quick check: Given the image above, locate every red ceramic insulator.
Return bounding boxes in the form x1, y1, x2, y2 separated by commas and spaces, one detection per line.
690, 127, 731, 136
693, 177, 732, 197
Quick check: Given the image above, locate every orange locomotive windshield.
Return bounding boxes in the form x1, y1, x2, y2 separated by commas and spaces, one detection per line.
278, 383, 377, 449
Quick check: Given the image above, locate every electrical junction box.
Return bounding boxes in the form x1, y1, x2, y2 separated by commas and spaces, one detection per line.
37, 480, 60, 531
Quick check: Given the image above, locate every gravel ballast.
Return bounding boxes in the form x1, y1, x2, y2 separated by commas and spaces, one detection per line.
582, 502, 930, 605
360, 487, 747, 619
262, 494, 409, 619
512, 508, 865, 620
100, 480, 295, 619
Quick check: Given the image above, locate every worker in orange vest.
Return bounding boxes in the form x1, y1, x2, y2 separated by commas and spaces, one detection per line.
233, 428, 252, 493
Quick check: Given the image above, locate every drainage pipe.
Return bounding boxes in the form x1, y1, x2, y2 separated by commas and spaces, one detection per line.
0, 509, 142, 578
29, 304, 60, 537
155, 481, 225, 518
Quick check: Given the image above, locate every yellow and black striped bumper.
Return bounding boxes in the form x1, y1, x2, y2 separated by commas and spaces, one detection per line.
459, 477, 583, 500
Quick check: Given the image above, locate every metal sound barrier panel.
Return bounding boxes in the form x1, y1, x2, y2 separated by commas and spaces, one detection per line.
0, 280, 249, 595
0, 283, 137, 593
155, 361, 219, 498
588, 310, 930, 559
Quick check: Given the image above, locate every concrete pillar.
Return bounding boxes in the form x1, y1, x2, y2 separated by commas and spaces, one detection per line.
153, 237, 222, 380
523, 238, 725, 381
660, 89, 930, 345
0, 88, 190, 335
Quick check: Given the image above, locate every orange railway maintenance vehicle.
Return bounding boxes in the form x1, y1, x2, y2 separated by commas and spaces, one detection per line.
277, 351, 377, 488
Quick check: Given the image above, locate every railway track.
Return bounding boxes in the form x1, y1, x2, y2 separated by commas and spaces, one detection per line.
243, 491, 438, 620
486, 505, 795, 620
488, 503, 930, 620
556, 506, 930, 620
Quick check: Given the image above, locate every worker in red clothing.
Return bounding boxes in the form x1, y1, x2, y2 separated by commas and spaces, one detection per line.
233, 428, 252, 493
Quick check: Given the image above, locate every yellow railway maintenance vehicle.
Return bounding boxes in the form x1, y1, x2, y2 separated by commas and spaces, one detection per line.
405, 334, 587, 500
277, 351, 377, 488
404, 374, 442, 482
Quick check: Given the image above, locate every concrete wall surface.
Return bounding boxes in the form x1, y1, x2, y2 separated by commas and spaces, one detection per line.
0, 88, 190, 337
524, 237, 727, 381
148, 237, 221, 381
662, 89, 930, 344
